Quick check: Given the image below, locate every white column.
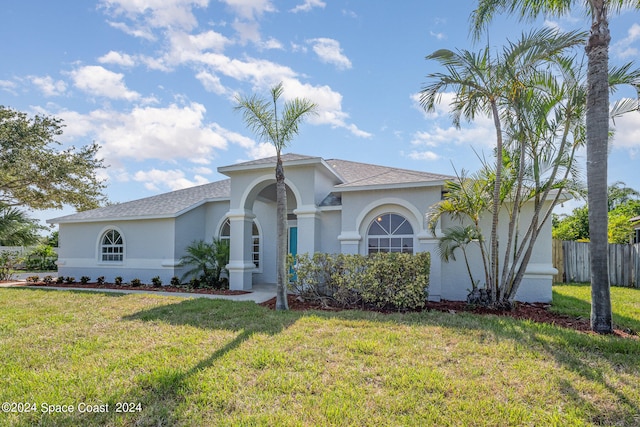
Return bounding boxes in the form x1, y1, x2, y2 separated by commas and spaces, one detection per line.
418, 229, 441, 301
227, 209, 256, 291
293, 205, 320, 255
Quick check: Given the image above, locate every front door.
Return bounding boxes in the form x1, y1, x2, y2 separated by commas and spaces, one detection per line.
288, 226, 298, 280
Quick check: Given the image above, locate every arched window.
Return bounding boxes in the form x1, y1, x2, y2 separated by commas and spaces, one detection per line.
101, 229, 124, 262
367, 213, 414, 254
220, 218, 260, 268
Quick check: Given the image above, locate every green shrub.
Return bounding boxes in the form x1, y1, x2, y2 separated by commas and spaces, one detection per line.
64, 277, 75, 284
359, 252, 430, 310
288, 252, 430, 311
56, 276, 64, 284
96, 276, 105, 285
80, 276, 91, 284
151, 276, 162, 287
130, 278, 142, 287
43, 275, 54, 284
114, 276, 123, 286
170, 276, 182, 287
0, 250, 21, 281
26, 275, 40, 283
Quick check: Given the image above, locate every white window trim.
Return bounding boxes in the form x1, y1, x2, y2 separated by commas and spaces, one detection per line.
96, 226, 125, 265
366, 212, 415, 254
219, 217, 262, 273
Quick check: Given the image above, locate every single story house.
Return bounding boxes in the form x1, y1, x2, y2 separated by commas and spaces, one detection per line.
631, 215, 640, 244
48, 153, 557, 302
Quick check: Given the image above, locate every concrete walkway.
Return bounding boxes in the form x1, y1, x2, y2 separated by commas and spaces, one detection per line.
0, 281, 277, 304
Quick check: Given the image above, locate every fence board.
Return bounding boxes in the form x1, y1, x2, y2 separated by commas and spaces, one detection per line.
555, 240, 640, 287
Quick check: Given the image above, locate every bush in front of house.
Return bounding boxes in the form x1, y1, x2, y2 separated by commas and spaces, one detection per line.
151, 276, 162, 287
80, 276, 91, 284
288, 251, 430, 311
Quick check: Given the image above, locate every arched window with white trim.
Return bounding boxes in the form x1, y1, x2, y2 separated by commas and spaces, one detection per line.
101, 229, 124, 262
367, 213, 414, 254
220, 218, 261, 268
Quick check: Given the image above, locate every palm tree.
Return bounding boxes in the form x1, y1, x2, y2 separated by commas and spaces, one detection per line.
0, 205, 42, 246
422, 27, 586, 305
471, 0, 640, 333
235, 82, 318, 310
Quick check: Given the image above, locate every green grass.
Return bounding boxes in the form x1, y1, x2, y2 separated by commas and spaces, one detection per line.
0, 286, 639, 426
553, 283, 640, 333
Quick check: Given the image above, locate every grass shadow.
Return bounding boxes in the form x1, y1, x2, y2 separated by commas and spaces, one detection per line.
2, 286, 129, 298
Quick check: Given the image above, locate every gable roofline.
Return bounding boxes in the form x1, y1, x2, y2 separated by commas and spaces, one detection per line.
218, 153, 345, 183
47, 179, 231, 224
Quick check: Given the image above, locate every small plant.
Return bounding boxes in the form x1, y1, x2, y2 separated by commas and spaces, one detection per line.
43, 275, 54, 284
96, 276, 105, 285
151, 276, 162, 288
80, 276, 91, 284
130, 278, 142, 287
56, 276, 64, 284
26, 275, 40, 283
189, 277, 201, 289
0, 250, 21, 281
64, 277, 75, 284
170, 276, 182, 287
114, 276, 123, 286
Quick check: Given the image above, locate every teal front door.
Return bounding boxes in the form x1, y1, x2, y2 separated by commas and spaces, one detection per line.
289, 226, 298, 280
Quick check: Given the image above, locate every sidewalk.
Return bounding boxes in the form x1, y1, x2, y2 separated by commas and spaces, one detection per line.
0, 281, 277, 304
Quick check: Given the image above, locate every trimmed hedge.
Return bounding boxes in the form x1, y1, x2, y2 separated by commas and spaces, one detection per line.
288, 252, 430, 311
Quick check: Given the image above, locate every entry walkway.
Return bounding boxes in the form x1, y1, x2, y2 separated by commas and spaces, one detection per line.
0, 281, 277, 304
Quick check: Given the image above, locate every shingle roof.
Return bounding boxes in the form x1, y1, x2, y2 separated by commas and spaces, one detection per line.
48, 154, 454, 223
326, 159, 453, 188
48, 179, 230, 224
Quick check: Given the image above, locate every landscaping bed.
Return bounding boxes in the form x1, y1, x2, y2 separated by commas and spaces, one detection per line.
260, 294, 637, 338
16, 280, 249, 295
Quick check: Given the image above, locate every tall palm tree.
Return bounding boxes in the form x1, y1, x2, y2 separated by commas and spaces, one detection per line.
422, 27, 585, 305
235, 82, 318, 310
0, 205, 42, 246
471, 0, 640, 333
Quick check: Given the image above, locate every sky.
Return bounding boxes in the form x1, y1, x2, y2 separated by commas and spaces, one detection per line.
1, 0, 639, 227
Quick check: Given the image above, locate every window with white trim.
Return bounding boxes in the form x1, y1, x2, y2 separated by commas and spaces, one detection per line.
367, 213, 414, 254
220, 219, 260, 268
101, 229, 124, 262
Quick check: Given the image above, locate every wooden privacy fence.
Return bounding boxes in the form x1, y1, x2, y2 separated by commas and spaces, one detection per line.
552, 240, 640, 287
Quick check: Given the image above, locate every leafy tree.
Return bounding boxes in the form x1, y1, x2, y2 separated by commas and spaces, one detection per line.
423, 28, 586, 307
470, 0, 640, 341
552, 205, 590, 241
553, 184, 640, 243
0, 106, 106, 211
0, 205, 43, 246
235, 82, 318, 310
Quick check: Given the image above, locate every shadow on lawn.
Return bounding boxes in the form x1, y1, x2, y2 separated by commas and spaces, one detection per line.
55, 295, 639, 426
110, 298, 301, 425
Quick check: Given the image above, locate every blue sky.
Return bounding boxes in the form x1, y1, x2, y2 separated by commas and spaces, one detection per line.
1, 1, 639, 225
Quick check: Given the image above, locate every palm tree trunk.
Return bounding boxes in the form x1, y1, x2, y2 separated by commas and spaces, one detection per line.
275, 153, 289, 310
586, 0, 612, 334
489, 99, 502, 303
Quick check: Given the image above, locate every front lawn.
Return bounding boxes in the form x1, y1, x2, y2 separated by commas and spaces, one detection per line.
0, 286, 638, 426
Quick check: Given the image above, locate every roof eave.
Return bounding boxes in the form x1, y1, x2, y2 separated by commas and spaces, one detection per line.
48, 196, 230, 224
335, 180, 448, 192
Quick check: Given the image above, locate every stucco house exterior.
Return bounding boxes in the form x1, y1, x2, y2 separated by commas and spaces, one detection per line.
47, 153, 557, 302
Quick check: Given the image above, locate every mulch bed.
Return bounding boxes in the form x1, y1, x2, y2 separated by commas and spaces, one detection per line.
13, 281, 250, 296
260, 295, 637, 339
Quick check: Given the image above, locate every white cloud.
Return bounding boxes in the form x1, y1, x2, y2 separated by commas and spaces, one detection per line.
133, 168, 210, 191
196, 71, 230, 96
98, 51, 137, 67
613, 23, 640, 59
430, 31, 446, 40
96, 103, 228, 162
219, 0, 276, 20
29, 75, 67, 97
408, 151, 441, 161
290, 0, 326, 13
611, 110, 640, 153
411, 91, 456, 119
280, 78, 372, 138
307, 38, 352, 70
70, 65, 140, 101
0, 80, 17, 95
100, 0, 208, 31
106, 20, 156, 41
